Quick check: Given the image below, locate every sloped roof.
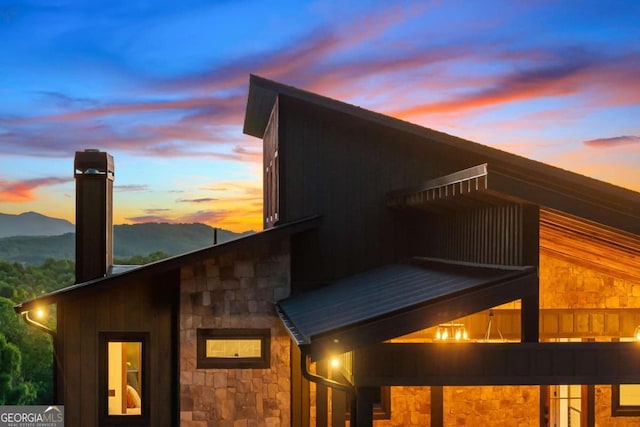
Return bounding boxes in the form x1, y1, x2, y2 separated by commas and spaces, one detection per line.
244, 75, 640, 235
14, 216, 320, 313
277, 257, 537, 360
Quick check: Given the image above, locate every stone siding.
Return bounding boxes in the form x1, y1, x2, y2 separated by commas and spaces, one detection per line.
374, 387, 432, 427
443, 386, 538, 426
541, 253, 640, 426
540, 255, 638, 310
179, 239, 291, 427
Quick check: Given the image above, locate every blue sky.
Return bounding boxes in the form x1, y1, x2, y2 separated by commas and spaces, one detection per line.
1, 0, 639, 231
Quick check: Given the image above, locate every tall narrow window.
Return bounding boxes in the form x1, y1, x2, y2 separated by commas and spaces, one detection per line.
99, 332, 149, 425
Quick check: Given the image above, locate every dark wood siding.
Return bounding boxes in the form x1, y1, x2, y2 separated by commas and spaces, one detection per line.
412, 203, 540, 266
279, 96, 476, 289
277, 96, 546, 291
57, 271, 178, 426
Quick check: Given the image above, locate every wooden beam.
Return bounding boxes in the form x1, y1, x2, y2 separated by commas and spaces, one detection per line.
353, 342, 640, 386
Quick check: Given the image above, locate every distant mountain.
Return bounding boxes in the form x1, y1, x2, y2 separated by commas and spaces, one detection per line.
0, 212, 74, 238
0, 213, 254, 264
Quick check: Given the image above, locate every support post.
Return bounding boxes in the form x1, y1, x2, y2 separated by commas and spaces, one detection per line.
355, 387, 376, 427
431, 386, 443, 427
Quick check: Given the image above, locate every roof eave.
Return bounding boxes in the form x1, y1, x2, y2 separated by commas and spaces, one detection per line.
14, 215, 322, 314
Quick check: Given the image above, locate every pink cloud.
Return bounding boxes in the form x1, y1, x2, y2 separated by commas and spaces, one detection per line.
584, 135, 640, 148
124, 215, 174, 223
178, 210, 230, 224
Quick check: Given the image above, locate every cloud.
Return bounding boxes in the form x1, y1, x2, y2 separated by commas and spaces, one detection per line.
124, 215, 173, 223
143, 208, 171, 213
177, 197, 217, 203
583, 135, 640, 148
115, 184, 150, 192
2, 3, 639, 167
0, 177, 71, 202
178, 209, 230, 224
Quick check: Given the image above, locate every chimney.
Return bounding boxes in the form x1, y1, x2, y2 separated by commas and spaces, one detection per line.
74, 149, 114, 283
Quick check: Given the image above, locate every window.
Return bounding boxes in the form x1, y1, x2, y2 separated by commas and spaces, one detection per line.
197, 328, 270, 369
99, 332, 149, 425
611, 337, 640, 416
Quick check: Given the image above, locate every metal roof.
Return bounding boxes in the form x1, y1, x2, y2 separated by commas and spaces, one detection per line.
277, 257, 536, 360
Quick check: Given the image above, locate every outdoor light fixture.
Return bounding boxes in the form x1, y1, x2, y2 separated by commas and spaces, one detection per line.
434, 323, 468, 342
634, 325, 640, 342
330, 357, 341, 368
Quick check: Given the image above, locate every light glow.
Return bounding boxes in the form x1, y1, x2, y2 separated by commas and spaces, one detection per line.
434, 323, 469, 342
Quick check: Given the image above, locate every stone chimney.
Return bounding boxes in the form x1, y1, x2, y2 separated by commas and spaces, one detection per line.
74, 149, 114, 283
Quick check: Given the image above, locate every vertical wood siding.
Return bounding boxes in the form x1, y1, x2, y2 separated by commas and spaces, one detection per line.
277, 96, 541, 289
58, 272, 178, 426
420, 204, 538, 266
279, 96, 476, 288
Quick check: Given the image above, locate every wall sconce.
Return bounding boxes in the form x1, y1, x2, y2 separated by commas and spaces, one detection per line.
634, 325, 640, 342
434, 323, 468, 341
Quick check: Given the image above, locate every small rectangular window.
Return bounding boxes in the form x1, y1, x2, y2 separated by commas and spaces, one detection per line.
197, 328, 270, 369
99, 332, 149, 425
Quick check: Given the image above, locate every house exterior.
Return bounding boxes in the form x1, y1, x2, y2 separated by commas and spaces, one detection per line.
15, 75, 640, 427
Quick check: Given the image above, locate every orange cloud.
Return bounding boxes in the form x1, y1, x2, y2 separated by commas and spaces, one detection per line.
0, 177, 70, 202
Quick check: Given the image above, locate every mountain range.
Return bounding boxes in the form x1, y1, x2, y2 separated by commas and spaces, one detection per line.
0, 212, 253, 264
0, 212, 75, 238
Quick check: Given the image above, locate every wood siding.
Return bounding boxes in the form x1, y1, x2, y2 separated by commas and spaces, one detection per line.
412, 203, 540, 267
278, 96, 478, 289
276, 96, 542, 290
57, 271, 178, 426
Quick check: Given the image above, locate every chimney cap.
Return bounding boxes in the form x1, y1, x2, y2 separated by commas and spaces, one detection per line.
74, 150, 114, 179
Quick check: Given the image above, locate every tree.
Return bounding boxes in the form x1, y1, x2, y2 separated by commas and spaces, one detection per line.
0, 332, 36, 405
0, 297, 52, 404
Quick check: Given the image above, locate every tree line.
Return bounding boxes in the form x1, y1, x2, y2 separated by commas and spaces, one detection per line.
0, 252, 168, 404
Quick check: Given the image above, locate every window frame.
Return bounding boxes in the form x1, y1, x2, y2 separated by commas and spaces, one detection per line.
611, 337, 640, 416
98, 332, 150, 426
197, 328, 271, 369
612, 384, 640, 416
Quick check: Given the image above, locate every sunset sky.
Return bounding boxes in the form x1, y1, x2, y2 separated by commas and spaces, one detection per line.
1, 1, 639, 232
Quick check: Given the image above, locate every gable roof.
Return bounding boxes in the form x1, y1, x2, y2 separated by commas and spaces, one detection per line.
277, 257, 537, 361
244, 75, 640, 235
14, 216, 320, 313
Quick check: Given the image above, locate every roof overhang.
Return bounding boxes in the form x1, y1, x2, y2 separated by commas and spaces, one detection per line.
388, 163, 640, 236
245, 75, 640, 235
277, 257, 537, 361
14, 216, 321, 314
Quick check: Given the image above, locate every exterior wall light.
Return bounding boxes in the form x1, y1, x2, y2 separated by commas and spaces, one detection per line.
330, 357, 341, 368
434, 323, 469, 341
634, 325, 640, 342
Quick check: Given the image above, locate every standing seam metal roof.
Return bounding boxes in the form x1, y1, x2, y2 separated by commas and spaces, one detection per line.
276, 257, 535, 345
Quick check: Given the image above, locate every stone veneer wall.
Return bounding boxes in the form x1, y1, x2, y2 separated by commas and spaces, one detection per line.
541, 253, 640, 426
179, 239, 291, 427
375, 387, 432, 427
443, 386, 538, 426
